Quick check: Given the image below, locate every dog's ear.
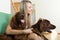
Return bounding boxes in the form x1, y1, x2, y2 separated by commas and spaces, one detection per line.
10, 15, 19, 29
36, 19, 42, 25
32, 19, 42, 28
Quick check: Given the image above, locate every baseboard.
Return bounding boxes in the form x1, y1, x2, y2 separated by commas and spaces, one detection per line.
58, 33, 60, 34
44, 32, 60, 35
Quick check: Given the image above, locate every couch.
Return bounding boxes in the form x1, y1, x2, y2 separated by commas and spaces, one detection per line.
0, 12, 12, 34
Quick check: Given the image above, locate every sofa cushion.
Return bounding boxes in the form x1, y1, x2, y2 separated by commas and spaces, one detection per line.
0, 12, 12, 34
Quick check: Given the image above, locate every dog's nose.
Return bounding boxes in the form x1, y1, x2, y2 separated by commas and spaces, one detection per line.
53, 25, 56, 29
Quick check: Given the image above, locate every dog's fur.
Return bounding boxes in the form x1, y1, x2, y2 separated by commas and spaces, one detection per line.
31, 19, 56, 40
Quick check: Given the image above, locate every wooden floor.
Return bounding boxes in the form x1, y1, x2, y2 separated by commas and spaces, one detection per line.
57, 34, 60, 40
44, 33, 60, 40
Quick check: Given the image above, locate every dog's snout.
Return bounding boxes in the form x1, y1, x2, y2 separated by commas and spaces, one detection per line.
49, 24, 56, 29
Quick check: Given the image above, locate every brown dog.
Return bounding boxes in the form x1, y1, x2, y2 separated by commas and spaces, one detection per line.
30, 19, 56, 40
9, 12, 28, 40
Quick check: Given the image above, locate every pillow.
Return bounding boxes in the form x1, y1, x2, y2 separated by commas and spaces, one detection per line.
0, 12, 12, 34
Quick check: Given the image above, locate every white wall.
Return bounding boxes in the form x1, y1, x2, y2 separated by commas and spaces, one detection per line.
12, 0, 21, 2
1, 0, 60, 32
31, 0, 60, 32
0, 0, 11, 14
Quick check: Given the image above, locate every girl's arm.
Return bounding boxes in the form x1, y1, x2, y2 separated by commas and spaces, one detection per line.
6, 25, 33, 35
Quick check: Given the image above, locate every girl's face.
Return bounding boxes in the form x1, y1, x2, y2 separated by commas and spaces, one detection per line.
27, 3, 33, 14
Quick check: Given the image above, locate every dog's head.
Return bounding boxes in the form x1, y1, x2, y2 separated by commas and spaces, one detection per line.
10, 12, 26, 29
15, 12, 25, 24
32, 19, 56, 33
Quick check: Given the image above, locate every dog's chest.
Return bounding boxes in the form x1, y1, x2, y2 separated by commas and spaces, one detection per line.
43, 32, 57, 40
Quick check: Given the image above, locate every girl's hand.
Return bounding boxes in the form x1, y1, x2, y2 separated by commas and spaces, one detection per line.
23, 28, 33, 34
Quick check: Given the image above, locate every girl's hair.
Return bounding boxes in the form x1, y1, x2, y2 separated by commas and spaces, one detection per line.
19, 0, 32, 27
19, 0, 32, 14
